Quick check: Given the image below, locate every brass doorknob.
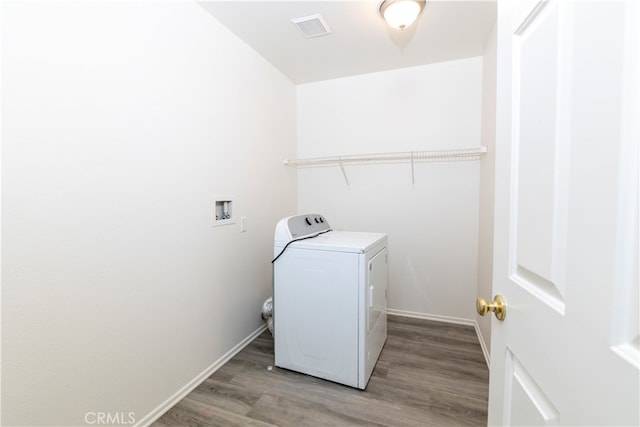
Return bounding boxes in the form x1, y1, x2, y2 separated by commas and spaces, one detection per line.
476, 295, 506, 321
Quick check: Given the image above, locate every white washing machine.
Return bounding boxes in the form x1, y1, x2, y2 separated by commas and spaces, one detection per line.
272, 214, 388, 389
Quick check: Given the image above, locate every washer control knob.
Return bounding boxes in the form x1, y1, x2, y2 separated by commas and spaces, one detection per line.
305, 217, 312, 225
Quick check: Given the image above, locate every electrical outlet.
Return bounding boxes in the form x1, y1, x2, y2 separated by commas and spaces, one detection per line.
240, 216, 247, 232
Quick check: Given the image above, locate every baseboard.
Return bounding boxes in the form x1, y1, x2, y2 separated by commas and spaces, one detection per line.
387, 308, 477, 326
387, 308, 490, 369
472, 320, 491, 369
136, 324, 268, 427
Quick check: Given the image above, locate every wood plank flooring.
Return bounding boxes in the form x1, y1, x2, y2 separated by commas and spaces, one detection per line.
153, 315, 489, 427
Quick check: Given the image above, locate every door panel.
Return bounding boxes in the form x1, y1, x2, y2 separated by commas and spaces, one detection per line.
504, 350, 559, 427
514, 0, 560, 286
512, 0, 569, 313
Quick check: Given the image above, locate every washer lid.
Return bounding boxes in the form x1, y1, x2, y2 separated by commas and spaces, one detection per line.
282, 231, 387, 253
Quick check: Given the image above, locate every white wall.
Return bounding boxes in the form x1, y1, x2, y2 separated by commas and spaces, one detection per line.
1, 2, 296, 426
477, 24, 498, 360
297, 58, 483, 321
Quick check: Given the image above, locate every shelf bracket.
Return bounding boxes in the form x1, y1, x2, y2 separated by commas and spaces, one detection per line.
339, 161, 351, 188
410, 151, 415, 186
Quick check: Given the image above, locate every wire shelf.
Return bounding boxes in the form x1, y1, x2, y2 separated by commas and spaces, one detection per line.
283, 146, 487, 186
284, 146, 487, 166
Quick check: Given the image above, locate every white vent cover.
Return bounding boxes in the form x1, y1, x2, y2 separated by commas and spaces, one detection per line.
291, 14, 332, 38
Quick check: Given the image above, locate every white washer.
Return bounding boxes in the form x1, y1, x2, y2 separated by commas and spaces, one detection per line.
273, 214, 388, 389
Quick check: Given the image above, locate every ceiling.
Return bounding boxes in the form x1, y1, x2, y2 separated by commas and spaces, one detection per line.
199, 1, 497, 84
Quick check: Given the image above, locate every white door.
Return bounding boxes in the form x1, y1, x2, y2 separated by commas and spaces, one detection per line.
488, 0, 639, 425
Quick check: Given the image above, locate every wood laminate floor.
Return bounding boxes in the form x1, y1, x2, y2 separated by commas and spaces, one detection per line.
153, 315, 489, 427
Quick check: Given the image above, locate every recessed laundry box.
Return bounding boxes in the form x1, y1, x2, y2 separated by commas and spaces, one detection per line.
272, 214, 388, 389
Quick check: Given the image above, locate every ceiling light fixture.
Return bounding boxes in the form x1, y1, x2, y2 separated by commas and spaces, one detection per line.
379, 0, 426, 30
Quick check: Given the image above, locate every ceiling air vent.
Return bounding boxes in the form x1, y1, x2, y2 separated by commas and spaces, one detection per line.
291, 14, 332, 38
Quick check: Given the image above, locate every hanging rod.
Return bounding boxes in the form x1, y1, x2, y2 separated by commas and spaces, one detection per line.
283, 146, 487, 187
283, 146, 487, 167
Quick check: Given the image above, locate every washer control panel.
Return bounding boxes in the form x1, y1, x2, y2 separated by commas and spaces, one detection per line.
274, 214, 331, 242
287, 214, 330, 239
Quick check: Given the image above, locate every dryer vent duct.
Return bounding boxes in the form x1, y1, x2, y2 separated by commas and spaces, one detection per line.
291, 14, 332, 38
261, 297, 273, 335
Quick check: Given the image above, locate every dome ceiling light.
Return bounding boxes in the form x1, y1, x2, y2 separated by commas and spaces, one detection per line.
379, 0, 426, 30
